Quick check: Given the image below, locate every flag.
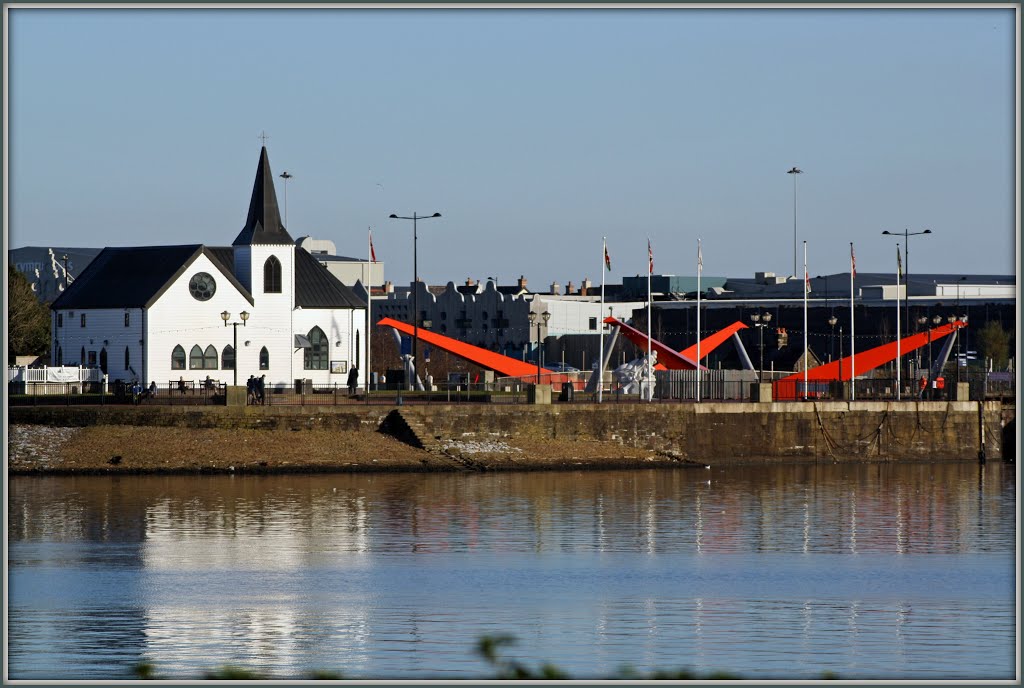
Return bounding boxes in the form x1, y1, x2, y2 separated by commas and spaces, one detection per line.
370, 230, 377, 262
648, 238, 653, 274
896, 246, 902, 279
805, 267, 811, 293
604, 240, 611, 272
850, 244, 857, 278
697, 239, 703, 272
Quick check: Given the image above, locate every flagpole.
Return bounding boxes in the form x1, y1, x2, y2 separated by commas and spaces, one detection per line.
896, 246, 902, 401
850, 242, 856, 401
366, 227, 373, 397
696, 238, 702, 403
598, 237, 606, 404
803, 240, 808, 401
647, 238, 653, 403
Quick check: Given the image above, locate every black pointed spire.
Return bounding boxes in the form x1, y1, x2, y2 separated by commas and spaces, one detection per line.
232, 146, 293, 246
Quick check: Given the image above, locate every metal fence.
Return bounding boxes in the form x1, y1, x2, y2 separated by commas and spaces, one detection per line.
8, 380, 227, 407
8, 371, 1014, 407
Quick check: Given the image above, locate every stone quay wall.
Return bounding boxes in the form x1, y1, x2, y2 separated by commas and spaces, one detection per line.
9, 401, 1010, 466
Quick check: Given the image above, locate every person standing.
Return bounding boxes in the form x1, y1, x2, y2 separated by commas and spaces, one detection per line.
347, 365, 359, 397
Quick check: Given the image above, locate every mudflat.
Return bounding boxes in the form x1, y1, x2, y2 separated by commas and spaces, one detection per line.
7, 424, 685, 475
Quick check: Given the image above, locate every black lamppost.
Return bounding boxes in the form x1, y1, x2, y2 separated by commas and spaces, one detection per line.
279, 171, 293, 228
220, 310, 250, 386
750, 312, 773, 383
828, 314, 837, 362
881, 228, 932, 337
528, 310, 551, 383
389, 212, 442, 386
787, 167, 803, 278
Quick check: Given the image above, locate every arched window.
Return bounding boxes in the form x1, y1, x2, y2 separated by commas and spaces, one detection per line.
264, 255, 282, 294
171, 345, 186, 370
99, 348, 108, 374
124, 346, 130, 372
203, 345, 218, 369
189, 345, 204, 369
304, 326, 329, 370
222, 345, 235, 370
259, 346, 270, 370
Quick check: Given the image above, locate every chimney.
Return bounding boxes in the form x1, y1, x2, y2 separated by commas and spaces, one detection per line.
517, 275, 528, 291
384, 280, 394, 293
581, 277, 592, 296
566, 281, 576, 295
465, 277, 476, 287
550, 281, 561, 295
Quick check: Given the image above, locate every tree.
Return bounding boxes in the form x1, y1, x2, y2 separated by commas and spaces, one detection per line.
7, 266, 51, 364
976, 321, 1010, 370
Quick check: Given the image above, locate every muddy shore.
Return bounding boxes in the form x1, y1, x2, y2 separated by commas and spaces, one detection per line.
7, 424, 691, 476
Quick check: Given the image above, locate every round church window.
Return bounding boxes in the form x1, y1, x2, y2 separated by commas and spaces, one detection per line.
189, 272, 217, 301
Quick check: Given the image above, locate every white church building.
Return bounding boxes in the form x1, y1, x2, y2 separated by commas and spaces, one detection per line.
50, 147, 367, 391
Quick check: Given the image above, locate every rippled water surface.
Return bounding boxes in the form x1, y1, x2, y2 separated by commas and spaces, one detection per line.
7, 462, 1017, 680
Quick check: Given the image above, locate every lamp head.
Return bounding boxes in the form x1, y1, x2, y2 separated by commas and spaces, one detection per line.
763, 312, 772, 323
933, 315, 942, 324
922, 229, 932, 234
389, 214, 399, 219
221, 310, 230, 324
828, 316, 838, 327
750, 313, 760, 323
431, 212, 442, 218
542, 311, 551, 323
240, 311, 250, 325
527, 311, 536, 325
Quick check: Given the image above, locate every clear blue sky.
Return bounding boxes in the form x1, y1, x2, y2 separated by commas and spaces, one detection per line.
7, 7, 1017, 288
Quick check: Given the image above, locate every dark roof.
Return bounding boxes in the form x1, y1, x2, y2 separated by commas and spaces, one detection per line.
294, 247, 366, 309
232, 147, 294, 247
52, 245, 255, 309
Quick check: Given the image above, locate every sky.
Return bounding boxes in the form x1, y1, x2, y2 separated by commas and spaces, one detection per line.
6, 7, 1018, 289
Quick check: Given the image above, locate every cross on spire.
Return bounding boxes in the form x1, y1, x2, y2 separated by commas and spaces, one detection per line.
258, 130, 270, 146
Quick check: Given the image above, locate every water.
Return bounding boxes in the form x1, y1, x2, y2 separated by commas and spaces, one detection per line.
7, 462, 1016, 680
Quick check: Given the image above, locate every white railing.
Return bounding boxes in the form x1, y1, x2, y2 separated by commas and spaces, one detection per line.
7, 365, 104, 383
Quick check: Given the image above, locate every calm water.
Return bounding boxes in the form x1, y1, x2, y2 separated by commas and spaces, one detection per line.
7, 462, 1017, 680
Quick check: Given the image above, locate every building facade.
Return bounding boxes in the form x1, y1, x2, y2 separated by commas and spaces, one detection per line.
49, 147, 366, 390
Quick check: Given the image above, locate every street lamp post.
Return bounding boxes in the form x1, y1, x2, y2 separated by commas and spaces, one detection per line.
828, 315, 838, 362
527, 310, 551, 384
220, 310, 250, 386
881, 228, 932, 339
279, 171, 293, 228
389, 212, 442, 389
787, 167, 803, 278
749, 312, 773, 383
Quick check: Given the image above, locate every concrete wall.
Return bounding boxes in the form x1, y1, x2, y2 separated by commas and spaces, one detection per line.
11, 401, 1007, 464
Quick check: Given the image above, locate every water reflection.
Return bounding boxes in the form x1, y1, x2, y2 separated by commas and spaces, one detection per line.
8, 462, 1016, 680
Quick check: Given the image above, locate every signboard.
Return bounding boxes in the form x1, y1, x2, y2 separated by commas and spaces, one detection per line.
330, 360, 348, 374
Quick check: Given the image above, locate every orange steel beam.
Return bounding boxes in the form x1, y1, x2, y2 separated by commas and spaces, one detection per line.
603, 317, 749, 370
376, 317, 551, 378
779, 321, 966, 383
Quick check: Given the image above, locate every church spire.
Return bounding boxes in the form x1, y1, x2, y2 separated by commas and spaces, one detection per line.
232, 146, 293, 246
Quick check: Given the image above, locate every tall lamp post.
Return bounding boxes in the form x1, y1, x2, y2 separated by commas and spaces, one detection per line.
828, 315, 837, 362
389, 212, 442, 388
787, 167, 803, 278
881, 228, 932, 338
750, 312, 773, 383
220, 310, 250, 386
279, 171, 293, 228
527, 310, 551, 384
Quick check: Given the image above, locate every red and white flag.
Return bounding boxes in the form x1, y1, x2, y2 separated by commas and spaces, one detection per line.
370, 230, 377, 262
850, 243, 856, 278
604, 240, 611, 272
647, 238, 653, 274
